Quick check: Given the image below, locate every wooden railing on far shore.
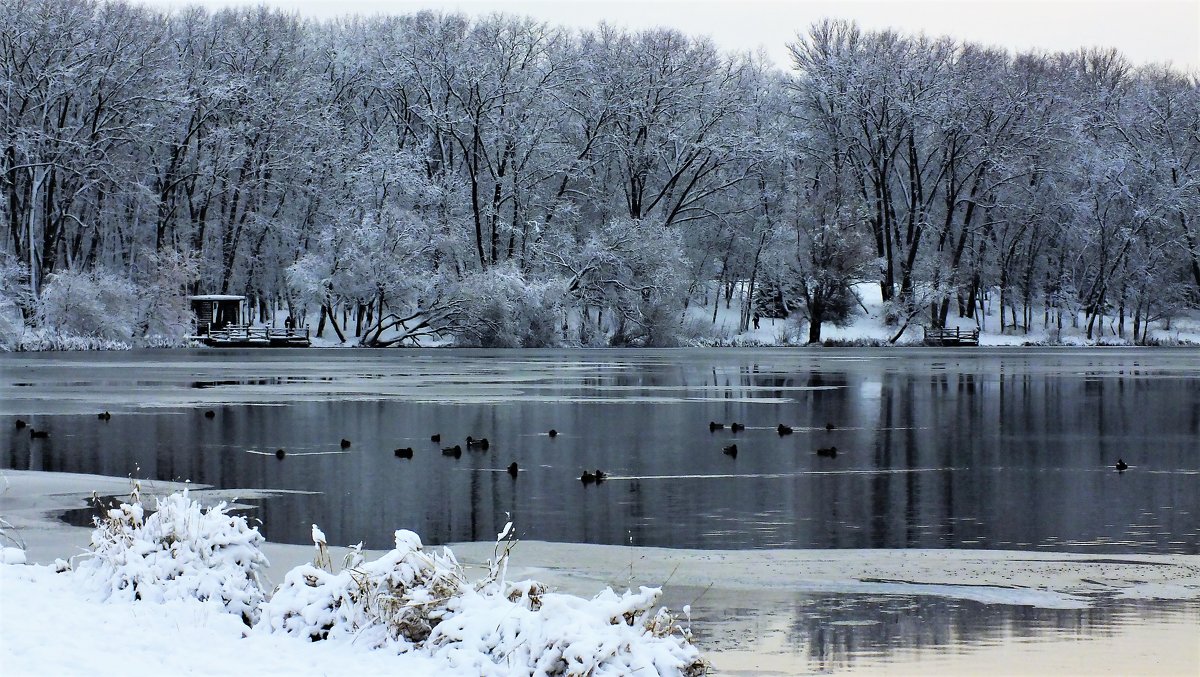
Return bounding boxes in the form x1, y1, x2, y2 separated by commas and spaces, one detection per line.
922, 326, 980, 346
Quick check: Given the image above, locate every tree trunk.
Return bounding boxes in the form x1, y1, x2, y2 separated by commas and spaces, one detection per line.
807, 304, 823, 344
323, 304, 346, 343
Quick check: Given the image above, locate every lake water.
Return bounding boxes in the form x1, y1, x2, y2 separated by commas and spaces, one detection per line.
2, 347, 1198, 674
2, 348, 1198, 553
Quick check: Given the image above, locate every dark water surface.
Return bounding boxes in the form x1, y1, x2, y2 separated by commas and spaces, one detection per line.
2, 348, 1198, 553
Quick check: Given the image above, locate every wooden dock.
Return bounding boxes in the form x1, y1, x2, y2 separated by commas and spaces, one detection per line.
200, 326, 311, 347
922, 327, 980, 346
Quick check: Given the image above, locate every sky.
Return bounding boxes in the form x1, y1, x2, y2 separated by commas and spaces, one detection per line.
141, 0, 1200, 72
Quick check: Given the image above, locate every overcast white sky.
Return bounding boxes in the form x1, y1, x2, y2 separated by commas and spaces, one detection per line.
142, 0, 1199, 72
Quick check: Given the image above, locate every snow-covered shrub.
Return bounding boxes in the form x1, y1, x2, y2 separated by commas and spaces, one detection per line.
0, 253, 32, 351
456, 266, 563, 348
74, 487, 269, 624
428, 582, 703, 676
12, 329, 132, 352
135, 249, 198, 339
544, 218, 690, 347
260, 528, 468, 645
260, 526, 705, 676
35, 268, 138, 341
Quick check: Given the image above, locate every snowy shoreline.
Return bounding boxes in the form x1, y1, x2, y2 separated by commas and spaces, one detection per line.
3, 469, 1199, 675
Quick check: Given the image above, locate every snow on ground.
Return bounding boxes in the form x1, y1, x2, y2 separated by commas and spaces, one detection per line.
2, 469, 1199, 677
688, 282, 1200, 347
1, 562, 453, 676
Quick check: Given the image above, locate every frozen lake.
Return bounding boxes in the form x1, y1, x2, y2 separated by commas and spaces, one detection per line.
3, 347, 1197, 554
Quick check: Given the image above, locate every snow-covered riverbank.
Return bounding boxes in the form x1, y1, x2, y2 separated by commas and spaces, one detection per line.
3, 470, 1199, 675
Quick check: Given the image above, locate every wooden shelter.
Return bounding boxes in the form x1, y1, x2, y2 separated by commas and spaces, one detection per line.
189, 295, 244, 335
188, 294, 310, 347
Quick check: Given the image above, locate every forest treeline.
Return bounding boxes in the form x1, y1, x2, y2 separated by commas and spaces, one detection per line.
2, 0, 1198, 346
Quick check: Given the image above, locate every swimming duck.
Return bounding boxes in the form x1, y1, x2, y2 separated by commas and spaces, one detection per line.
340, 438, 352, 449
204, 410, 215, 419
580, 470, 596, 484
825, 422, 836, 431
442, 445, 462, 457
97, 411, 111, 421
14, 419, 26, 429
507, 462, 519, 477
723, 444, 738, 457
394, 447, 414, 459
30, 429, 49, 439
466, 436, 489, 450
593, 469, 608, 483
275, 448, 287, 459
730, 422, 745, 433
548, 429, 558, 438
777, 424, 793, 436
431, 433, 441, 442
709, 421, 725, 432
1115, 459, 1128, 472
816, 446, 838, 458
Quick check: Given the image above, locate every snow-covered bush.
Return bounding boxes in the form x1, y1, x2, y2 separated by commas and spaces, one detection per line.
260, 528, 468, 645
135, 249, 198, 339
35, 268, 138, 341
74, 487, 269, 624
11, 329, 133, 352
456, 266, 563, 348
0, 254, 33, 351
547, 218, 689, 347
428, 582, 702, 676
261, 526, 705, 676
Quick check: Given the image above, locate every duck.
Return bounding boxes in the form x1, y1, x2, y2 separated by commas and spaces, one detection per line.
394, 447, 414, 459
204, 410, 215, 419
580, 470, 596, 485
29, 429, 49, 439
340, 438, 352, 449
548, 429, 558, 438
730, 422, 745, 433
466, 436, 489, 450
825, 422, 836, 431
709, 421, 725, 432
430, 433, 441, 442
507, 462, 519, 477
97, 411, 111, 421
777, 424, 793, 436
14, 419, 26, 429
816, 446, 838, 458
442, 445, 462, 458
275, 448, 287, 459
593, 469, 608, 483
723, 444, 738, 457
1115, 459, 1128, 472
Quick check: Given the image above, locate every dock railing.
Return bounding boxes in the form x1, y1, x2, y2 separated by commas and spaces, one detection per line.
205, 325, 310, 346
922, 326, 980, 346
